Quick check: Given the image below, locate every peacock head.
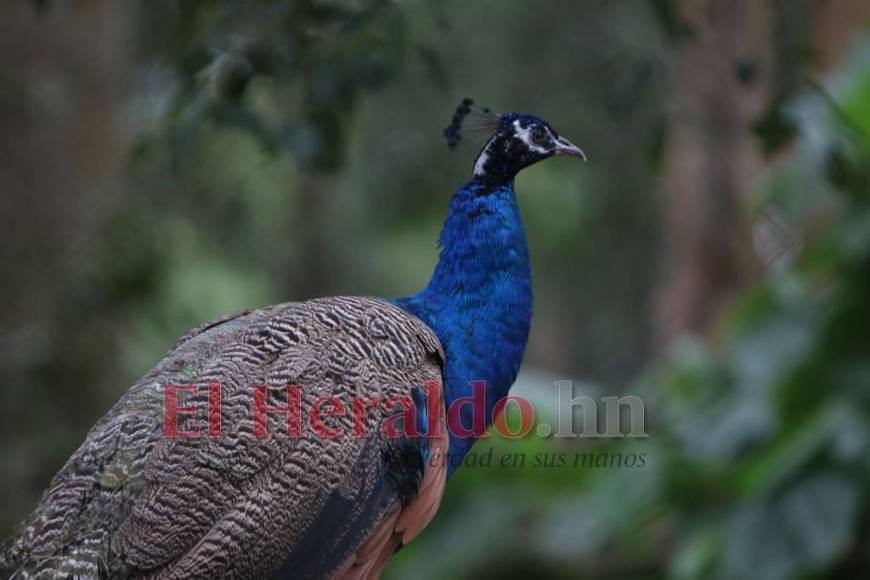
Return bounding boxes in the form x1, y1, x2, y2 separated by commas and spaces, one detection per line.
444, 98, 586, 184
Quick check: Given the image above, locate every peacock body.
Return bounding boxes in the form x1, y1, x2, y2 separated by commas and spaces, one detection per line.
1, 100, 585, 579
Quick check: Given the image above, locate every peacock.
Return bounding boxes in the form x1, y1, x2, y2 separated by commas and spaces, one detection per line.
1, 99, 586, 579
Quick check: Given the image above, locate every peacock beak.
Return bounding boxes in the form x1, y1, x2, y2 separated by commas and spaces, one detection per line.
554, 136, 587, 161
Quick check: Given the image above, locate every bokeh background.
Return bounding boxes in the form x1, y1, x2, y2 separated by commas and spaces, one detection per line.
2, 1, 870, 578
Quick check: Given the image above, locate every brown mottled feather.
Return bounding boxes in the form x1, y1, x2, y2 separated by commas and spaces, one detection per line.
1, 297, 446, 580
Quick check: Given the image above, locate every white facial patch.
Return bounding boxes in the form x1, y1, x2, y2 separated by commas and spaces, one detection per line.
512, 119, 550, 155
473, 135, 497, 177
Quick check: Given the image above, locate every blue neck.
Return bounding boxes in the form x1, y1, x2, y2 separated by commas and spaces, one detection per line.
395, 178, 532, 475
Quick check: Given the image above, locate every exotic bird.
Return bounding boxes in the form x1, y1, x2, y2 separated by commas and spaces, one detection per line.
1, 99, 585, 579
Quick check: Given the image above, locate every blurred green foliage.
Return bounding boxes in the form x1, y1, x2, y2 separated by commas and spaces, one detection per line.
2, 1, 870, 579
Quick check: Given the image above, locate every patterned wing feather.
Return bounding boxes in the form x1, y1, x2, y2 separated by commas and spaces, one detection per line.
2, 297, 446, 579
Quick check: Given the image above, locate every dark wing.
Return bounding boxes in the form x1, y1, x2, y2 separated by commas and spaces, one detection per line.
2, 297, 447, 579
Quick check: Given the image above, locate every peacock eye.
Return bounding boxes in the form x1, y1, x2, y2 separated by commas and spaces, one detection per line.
530, 127, 547, 144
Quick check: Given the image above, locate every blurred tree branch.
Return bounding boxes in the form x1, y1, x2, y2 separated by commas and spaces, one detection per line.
655, 0, 870, 346
0, 0, 127, 534
655, 0, 770, 345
